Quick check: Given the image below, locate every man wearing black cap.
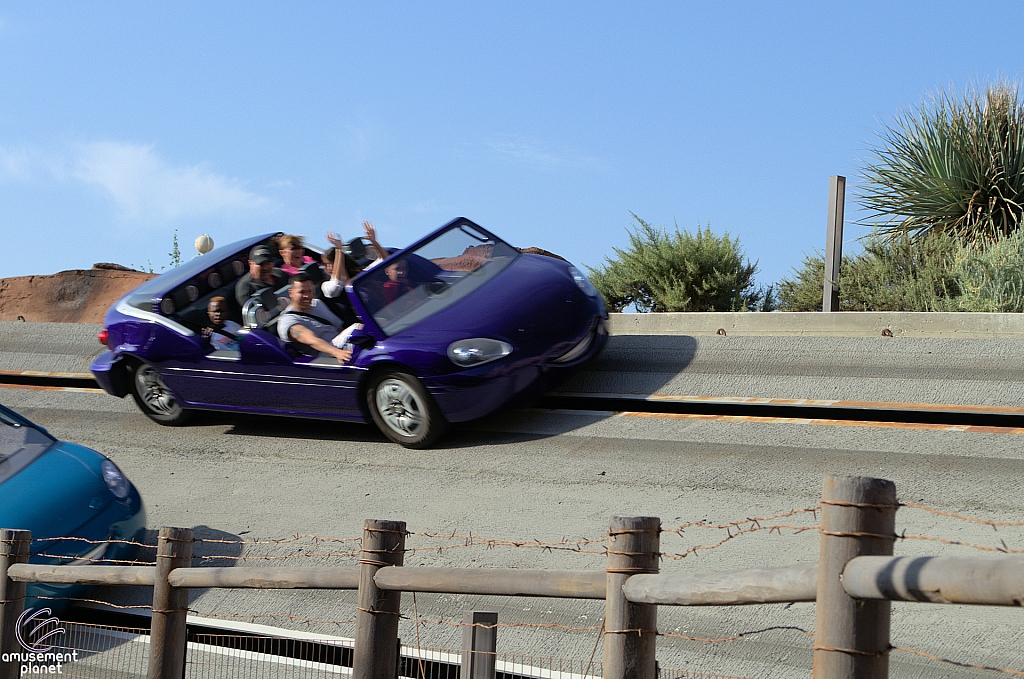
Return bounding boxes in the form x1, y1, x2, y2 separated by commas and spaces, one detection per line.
234, 244, 287, 310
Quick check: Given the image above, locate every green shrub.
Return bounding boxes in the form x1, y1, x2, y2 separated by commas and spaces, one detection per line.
777, 230, 1024, 312
775, 252, 829, 312
946, 229, 1024, 312
587, 215, 771, 312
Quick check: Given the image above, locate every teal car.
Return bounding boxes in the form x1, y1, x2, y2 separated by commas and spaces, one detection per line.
0, 404, 146, 609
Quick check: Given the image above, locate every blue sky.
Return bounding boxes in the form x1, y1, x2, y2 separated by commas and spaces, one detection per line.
2, 3, 1022, 285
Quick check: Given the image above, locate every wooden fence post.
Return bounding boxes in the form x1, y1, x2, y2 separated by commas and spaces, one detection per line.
604, 516, 660, 679
0, 529, 31, 679
461, 611, 497, 679
813, 476, 896, 679
353, 519, 406, 679
147, 527, 193, 679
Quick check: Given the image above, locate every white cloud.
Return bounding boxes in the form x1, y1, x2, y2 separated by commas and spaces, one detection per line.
486, 137, 609, 172
0, 145, 42, 181
408, 200, 438, 214
488, 140, 565, 169
72, 142, 272, 220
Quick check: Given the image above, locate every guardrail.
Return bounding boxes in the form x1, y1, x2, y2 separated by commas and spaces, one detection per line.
2, 474, 1023, 679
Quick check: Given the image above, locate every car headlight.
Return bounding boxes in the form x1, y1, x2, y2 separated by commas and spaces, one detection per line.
447, 338, 513, 367
101, 459, 129, 500
567, 266, 598, 298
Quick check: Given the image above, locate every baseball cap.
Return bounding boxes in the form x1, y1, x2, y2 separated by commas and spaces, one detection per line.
249, 245, 274, 264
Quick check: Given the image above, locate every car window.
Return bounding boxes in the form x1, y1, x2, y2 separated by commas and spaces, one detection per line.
354, 225, 520, 336
0, 411, 55, 485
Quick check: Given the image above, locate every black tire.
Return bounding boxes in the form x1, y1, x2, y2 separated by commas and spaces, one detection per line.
128, 361, 192, 425
366, 370, 447, 448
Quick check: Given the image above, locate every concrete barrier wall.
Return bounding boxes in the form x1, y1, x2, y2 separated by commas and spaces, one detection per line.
1, 322, 105, 374
3, 316, 1024, 407
609, 311, 1024, 338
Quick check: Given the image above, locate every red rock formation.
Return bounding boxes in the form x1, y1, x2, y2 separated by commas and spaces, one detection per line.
0, 267, 156, 323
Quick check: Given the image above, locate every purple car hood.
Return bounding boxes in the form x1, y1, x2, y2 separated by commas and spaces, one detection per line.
386, 253, 588, 344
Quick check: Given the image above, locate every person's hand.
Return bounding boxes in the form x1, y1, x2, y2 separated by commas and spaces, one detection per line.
325, 230, 344, 248
201, 327, 213, 339
334, 348, 353, 364
362, 221, 377, 242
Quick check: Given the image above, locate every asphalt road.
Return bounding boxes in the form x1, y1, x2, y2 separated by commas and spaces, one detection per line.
3, 386, 1023, 678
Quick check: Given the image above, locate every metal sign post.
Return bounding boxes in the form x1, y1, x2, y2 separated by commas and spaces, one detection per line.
823, 176, 846, 312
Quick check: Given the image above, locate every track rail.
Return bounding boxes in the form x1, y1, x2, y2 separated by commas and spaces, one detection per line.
3, 370, 1023, 429
535, 393, 1024, 429
0, 370, 100, 389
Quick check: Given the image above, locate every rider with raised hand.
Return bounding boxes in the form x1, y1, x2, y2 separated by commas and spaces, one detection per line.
362, 221, 388, 269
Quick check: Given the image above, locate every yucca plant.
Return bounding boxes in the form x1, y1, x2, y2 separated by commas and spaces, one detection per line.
860, 82, 1024, 241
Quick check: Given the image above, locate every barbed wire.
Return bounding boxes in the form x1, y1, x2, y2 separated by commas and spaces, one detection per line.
891, 645, 1024, 677
33, 536, 156, 548
899, 502, 1024, 529
662, 524, 821, 560
191, 550, 361, 561
403, 614, 603, 633
897, 533, 1024, 554
33, 552, 154, 565
33, 596, 151, 610
194, 535, 362, 545
401, 615, 812, 646
662, 508, 820, 535
16, 500, 1024, 572
660, 672, 760, 679
407, 532, 609, 555
658, 626, 812, 644
188, 610, 357, 628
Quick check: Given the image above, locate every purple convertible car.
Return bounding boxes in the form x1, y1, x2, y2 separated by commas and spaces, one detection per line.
90, 218, 607, 448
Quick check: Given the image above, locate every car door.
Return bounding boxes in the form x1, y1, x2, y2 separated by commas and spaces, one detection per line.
168, 328, 363, 419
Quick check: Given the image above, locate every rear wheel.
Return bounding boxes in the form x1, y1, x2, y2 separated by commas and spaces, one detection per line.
367, 371, 446, 448
129, 361, 191, 425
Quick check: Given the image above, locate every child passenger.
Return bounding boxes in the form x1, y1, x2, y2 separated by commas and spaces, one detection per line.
201, 297, 242, 351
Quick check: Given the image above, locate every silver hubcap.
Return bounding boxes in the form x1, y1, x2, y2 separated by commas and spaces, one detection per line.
136, 366, 179, 416
375, 378, 425, 437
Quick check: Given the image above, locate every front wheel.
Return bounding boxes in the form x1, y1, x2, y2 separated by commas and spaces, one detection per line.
129, 361, 191, 425
367, 371, 447, 448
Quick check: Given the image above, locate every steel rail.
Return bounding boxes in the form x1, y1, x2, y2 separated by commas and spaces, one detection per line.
2, 370, 1023, 428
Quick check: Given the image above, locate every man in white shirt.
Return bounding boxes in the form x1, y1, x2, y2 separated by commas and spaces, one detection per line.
277, 273, 358, 364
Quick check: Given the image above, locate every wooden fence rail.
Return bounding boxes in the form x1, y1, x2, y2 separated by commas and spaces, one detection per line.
2, 475, 1023, 679
10, 555, 1019, 608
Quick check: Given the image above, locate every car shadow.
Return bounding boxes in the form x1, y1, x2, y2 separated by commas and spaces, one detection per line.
438, 333, 701, 447
553, 333, 699, 396
196, 411, 387, 444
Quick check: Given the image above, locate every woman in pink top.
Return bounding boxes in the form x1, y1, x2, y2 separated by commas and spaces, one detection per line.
277, 234, 315, 275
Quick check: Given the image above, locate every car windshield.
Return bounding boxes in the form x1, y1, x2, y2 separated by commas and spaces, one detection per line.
0, 408, 55, 485
354, 224, 520, 335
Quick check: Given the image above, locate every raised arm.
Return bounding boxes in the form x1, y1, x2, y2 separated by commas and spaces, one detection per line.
325, 230, 349, 284
363, 221, 387, 262
288, 324, 352, 364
